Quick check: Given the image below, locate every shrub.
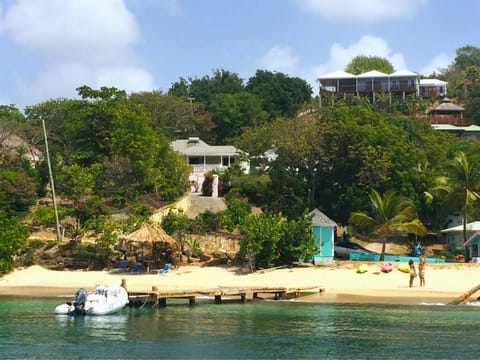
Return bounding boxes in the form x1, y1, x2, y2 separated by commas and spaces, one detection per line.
32, 206, 72, 227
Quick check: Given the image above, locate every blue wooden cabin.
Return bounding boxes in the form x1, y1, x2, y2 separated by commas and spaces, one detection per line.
310, 209, 336, 265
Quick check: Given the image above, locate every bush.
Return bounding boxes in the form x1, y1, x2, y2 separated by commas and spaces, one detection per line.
0, 211, 29, 275
32, 206, 72, 227
161, 210, 191, 235
195, 210, 221, 233
220, 197, 251, 232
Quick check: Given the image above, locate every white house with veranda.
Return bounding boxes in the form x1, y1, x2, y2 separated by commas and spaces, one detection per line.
171, 137, 249, 192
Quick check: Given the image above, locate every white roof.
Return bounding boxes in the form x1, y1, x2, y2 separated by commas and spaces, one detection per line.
464, 125, 480, 132
309, 209, 336, 227
420, 78, 447, 86
171, 138, 239, 157
431, 124, 462, 131
390, 70, 419, 77
357, 70, 389, 78
317, 71, 355, 80
441, 221, 480, 233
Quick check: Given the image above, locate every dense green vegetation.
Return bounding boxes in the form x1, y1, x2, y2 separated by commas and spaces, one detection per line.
2, 45, 480, 272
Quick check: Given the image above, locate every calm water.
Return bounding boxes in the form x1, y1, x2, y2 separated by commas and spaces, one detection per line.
1, 296, 480, 359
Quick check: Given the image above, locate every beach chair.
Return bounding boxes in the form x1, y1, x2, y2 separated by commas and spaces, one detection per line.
130, 263, 142, 274
111, 260, 129, 273
158, 263, 171, 275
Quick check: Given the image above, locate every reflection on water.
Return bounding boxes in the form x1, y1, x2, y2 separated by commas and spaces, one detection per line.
1, 296, 480, 359
54, 313, 128, 342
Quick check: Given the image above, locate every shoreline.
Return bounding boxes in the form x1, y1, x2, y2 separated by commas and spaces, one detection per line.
1, 263, 479, 305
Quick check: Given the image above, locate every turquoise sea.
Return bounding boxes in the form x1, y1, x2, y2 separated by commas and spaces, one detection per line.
1, 296, 479, 359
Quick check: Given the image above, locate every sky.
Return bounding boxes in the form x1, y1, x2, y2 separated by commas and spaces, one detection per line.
0, 0, 479, 110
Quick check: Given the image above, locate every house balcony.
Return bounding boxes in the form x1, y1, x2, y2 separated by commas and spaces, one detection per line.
191, 164, 229, 174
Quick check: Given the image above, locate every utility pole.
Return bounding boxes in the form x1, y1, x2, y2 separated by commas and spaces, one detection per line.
42, 119, 62, 242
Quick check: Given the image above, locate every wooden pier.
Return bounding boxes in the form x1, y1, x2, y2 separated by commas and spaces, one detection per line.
127, 285, 324, 308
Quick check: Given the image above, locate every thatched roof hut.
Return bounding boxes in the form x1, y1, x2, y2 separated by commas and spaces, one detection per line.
123, 223, 180, 255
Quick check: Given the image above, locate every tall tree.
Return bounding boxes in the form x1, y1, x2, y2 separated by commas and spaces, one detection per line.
168, 69, 244, 106
426, 151, 480, 248
209, 92, 268, 143
246, 70, 312, 119
349, 189, 427, 260
345, 55, 395, 75
129, 91, 216, 142
454, 45, 480, 70
25, 86, 190, 205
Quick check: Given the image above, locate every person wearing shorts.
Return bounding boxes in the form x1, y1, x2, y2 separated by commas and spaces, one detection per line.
418, 255, 426, 287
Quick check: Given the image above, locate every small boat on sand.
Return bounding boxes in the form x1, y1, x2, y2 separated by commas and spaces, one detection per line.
54, 285, 129, 316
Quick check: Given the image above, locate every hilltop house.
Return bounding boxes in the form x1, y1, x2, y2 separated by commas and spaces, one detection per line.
171, 137, 249, 192
317, 70, 445, 106
420, 78, 447, 98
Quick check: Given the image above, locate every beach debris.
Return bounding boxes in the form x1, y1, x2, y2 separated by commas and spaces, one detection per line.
449, 284, 480, 305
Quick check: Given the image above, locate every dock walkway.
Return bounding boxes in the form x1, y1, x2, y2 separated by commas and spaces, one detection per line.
128, 285, 324, 307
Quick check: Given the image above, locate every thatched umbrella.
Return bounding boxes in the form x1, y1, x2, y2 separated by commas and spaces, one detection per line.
124, 223, 180, 263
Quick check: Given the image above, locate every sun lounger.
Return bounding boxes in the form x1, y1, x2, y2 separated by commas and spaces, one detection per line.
111, 260, 129, 272
158, 263, 171, 275
130, 263, 142, 274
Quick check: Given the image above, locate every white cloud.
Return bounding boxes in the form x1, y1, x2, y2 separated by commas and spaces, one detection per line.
0, 0, 155, 106
420, 52, 453, 76
296, 0, 427, 21
260, 45, 300, 74
3, 0, 139, 61
16, 62, 156, 104
96, 66, 156, 91
313, 35, 407, 76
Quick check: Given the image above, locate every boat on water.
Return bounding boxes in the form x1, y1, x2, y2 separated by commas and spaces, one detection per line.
54, 285, 129, 316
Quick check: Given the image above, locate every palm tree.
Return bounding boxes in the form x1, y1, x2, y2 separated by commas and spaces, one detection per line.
349, 189, 427, 260
425, 151, 480, 247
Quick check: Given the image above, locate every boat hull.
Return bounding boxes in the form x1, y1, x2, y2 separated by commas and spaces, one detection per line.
54, 286, 129, 316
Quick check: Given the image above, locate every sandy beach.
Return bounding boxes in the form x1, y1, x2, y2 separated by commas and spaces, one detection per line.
1, 262, 479, 304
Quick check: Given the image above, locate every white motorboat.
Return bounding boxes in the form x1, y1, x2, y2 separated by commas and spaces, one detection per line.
54, 285, 129, 316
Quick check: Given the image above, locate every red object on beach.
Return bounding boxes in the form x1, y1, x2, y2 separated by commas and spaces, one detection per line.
381, 262, 394, 273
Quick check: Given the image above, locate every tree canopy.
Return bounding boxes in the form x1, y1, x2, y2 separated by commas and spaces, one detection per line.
345, 55, 395, 74
3, 46, 480, 270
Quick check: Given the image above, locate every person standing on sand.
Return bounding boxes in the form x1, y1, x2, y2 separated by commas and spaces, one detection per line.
418, 255, 426, 287
409, 259, 417, 288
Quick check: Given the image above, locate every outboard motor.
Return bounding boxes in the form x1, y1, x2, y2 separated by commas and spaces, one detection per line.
70, 288, 88, 316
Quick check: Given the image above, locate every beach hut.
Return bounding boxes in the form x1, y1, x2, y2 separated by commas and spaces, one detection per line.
309, 209, 336, 265
123, 223, 180, 267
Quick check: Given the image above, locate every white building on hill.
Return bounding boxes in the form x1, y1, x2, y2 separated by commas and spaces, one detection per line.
171, 137, 249, 192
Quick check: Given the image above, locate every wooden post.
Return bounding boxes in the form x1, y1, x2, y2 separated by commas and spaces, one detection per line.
159, 298, 167, 307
